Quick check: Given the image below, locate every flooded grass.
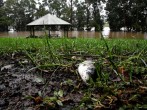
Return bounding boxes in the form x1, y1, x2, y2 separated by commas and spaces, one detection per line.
0, 37, 147, 109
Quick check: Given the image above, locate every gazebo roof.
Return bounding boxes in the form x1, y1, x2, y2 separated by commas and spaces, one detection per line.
27, 13, 71, 26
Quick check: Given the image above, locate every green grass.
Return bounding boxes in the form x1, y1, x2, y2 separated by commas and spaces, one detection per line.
0, 37, 147, 60
0, 37, 147, 53
0, 37, 147, 78
1, 37, 147, 109
0, 37, 147, 57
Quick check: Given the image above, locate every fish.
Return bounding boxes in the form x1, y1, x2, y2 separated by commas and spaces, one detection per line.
77, 60, 97, 84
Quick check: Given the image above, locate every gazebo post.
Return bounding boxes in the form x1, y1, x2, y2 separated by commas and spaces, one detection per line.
64, 26, 65, 38
64, 26, 68, 38
48, 26, 51, 38
32, 26, 35, 37
30, 26, 32, 37
67, 26, 69, 38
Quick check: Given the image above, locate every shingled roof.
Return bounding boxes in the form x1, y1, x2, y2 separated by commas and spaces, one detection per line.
27, 13, 71, 26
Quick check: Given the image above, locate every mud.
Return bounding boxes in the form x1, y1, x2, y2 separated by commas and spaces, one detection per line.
0, 52, 147, 110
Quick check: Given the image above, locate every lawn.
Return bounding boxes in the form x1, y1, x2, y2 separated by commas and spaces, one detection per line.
0, 37, 147, 109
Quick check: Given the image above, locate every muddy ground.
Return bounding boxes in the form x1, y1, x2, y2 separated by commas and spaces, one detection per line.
0, 53, 147, 110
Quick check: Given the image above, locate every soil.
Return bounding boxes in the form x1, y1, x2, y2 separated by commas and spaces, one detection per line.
0, 52, 84, 110
0, 52, 147, 110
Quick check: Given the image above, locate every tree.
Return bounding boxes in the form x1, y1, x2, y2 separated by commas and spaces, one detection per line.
4, 0, 37, 31
35, 2, 48, 19
18, 0, 37, 31
65, 0, 76, 30
70, 0, 73, 30
0, 6, 10, 31
42, 0, 67, 17
59, 2, 70, 22
0, 0, 11, 31
106, 0, 147, 32
0, 0, 3, 7
0, 0, 108, 32
85, 1, 91, 30
105, 0, 123, 31
23, 0, 36, 25
85, 0, 105, 31
76, 2, 87, 30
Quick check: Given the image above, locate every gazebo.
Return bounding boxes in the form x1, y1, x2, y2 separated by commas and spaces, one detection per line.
27, 13, 71, 38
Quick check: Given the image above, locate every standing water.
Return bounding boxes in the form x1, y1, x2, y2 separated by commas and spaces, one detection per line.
0, 30, 146, 39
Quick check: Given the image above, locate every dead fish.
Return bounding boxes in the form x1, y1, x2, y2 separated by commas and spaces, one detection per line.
77, 60, 97, 84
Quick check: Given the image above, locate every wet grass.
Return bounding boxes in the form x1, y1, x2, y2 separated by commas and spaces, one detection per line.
0, 37, 147, 109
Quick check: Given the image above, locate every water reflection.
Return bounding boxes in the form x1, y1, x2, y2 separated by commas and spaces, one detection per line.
72, 30, 78, 38
0, 31, 147, 39
8, 29, 15, 33
144, 32, 147, 39
102, 27, 110, 39
55, 31, 62, 37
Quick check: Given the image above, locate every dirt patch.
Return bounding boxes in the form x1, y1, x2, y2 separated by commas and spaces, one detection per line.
0, 53, 83, 110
